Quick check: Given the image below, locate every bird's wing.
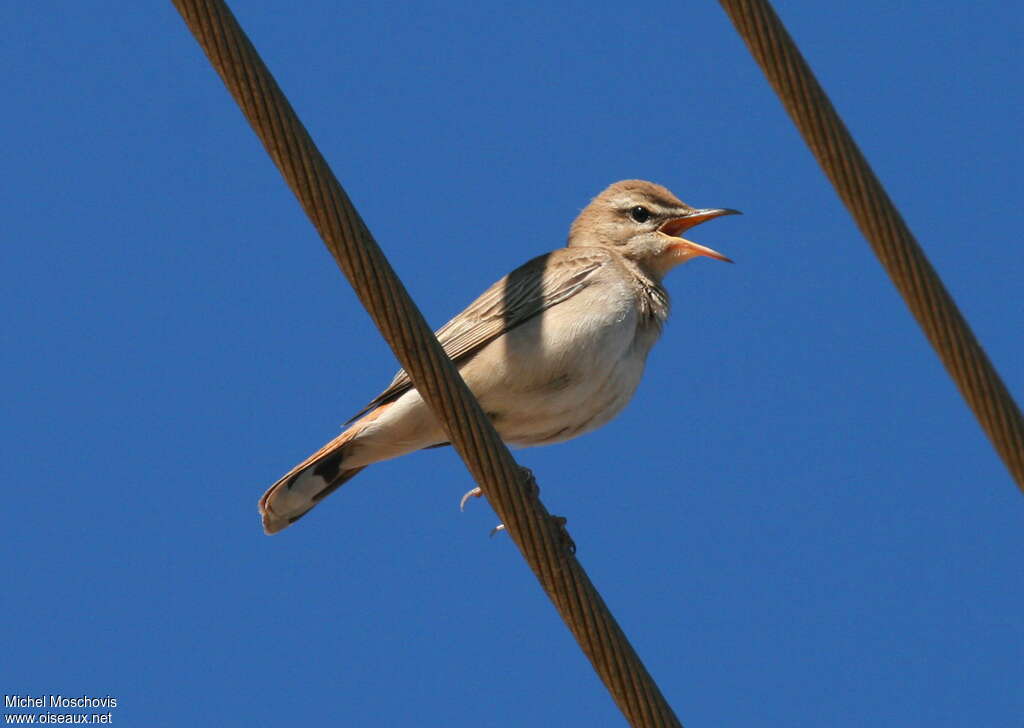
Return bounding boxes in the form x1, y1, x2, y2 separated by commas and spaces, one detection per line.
345, 248, 612, 423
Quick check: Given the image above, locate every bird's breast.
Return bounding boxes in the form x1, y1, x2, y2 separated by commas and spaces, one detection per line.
459, 274, 660, 447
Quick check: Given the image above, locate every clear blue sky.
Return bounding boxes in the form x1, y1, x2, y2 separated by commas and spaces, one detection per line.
3, 2, 1021, 725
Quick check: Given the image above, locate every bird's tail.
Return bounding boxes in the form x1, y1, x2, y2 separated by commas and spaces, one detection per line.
259, 427, 366, 534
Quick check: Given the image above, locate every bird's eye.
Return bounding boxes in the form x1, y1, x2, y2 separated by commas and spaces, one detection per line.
630, 206, 651, 223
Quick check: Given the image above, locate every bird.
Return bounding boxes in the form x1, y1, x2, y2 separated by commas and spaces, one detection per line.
259, 179, 738, 534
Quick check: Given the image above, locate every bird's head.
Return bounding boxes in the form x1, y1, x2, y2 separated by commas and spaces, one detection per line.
568, 180, 738, 279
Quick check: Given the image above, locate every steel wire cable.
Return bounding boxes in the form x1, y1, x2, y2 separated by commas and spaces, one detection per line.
720, 0, 1024, 489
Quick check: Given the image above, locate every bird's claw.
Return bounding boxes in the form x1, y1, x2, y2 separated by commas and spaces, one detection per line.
459, 486, 482, 511
489, 523, 505, 538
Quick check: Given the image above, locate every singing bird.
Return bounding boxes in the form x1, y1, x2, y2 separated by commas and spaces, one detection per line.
260, 180, 737, 533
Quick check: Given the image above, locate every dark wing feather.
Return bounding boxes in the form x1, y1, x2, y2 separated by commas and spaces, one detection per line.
345, 249, 610, 423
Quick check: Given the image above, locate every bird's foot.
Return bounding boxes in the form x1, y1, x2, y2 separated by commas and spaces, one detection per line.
489, 514, 574, 553
459, 466, 539, 512
488, 467, 542, 535
510, 467, 573, 551
465, 467, 554, 541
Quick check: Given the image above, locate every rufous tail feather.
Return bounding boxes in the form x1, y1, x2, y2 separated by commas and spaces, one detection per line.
259, 427, 365, 534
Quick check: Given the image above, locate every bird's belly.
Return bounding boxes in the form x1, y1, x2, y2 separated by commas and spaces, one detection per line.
491, 353, 648, 447
462, 290, 655, 447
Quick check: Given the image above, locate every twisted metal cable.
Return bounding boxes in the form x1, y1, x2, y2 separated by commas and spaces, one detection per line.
719, 0, 1024, 490
172, 1, 682, 724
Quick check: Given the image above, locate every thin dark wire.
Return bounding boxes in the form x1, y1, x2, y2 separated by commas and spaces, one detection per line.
719, 0, 1024, 490
172, 1, 683, 725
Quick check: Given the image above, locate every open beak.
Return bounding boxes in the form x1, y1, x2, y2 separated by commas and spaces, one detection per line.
659, 208, 739, 263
